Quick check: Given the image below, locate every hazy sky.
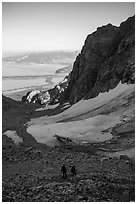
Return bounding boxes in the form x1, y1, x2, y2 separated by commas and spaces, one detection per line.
2, 2, 135, 52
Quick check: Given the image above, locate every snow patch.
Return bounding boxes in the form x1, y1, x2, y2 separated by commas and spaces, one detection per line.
27, 113, 121, 145
27, 82, 134, 146
4, 130, 23, 145
47, 82, 135, 123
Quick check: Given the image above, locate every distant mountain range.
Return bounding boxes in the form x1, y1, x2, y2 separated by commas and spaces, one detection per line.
2, 51, 79, 65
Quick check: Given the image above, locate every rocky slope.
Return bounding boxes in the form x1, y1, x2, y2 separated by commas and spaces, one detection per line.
62, 16, 135, 104
2, 83, 135, 202
22, 74, 70, 105
2, 146, 135, 202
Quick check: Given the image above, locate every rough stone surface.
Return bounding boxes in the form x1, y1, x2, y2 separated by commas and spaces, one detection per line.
22, 74, 70, 105
62, 16, 135, 104
2, 147, 135, 202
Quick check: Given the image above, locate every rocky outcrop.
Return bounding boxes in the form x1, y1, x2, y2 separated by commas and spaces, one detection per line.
22, 74, 70, 105
62, 16, 135, 104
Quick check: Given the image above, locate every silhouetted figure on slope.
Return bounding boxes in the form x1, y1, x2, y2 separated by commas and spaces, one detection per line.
71, 165, 76, 176
61, 164, 67, 179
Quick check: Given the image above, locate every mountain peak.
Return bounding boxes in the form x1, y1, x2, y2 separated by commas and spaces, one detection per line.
61, 15, 135, 104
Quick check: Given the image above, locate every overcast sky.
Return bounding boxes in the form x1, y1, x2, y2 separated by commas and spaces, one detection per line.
2, 2, 135, 52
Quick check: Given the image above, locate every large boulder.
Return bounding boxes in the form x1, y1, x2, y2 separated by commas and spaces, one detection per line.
22, 90, 40, 104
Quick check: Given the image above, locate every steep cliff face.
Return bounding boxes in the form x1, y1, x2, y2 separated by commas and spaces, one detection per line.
62, 16, 135, 104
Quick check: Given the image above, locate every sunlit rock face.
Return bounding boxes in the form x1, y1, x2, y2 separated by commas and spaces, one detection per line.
22, 74, 70, 105
62, 16, 135, 104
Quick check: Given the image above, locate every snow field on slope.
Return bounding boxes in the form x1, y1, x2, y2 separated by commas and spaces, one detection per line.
27, 82, 134, 145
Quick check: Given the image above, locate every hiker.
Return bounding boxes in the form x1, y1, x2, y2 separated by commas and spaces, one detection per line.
71, 165, 76, 176
61, 164, 67, 179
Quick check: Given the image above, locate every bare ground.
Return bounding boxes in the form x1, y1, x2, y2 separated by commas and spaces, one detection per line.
2, 95, 135, 202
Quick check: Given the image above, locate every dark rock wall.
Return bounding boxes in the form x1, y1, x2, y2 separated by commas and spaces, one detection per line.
62, 16, 135, 104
